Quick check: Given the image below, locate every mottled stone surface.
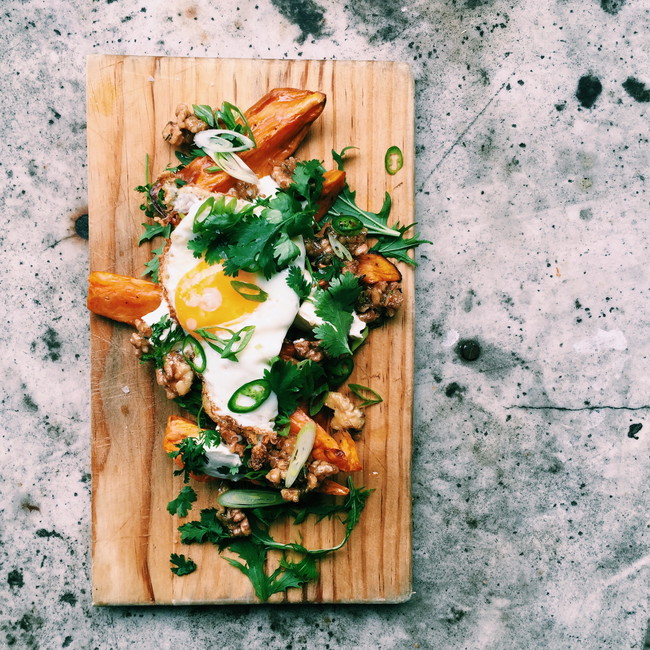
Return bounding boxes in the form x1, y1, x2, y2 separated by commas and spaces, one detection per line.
1, 0, 648, 648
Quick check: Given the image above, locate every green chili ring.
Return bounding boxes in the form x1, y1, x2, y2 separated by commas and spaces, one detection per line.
182, 335, 207, 373
228, 378, 272, 413
385, 145, 404, 175
332, 215, 363, 236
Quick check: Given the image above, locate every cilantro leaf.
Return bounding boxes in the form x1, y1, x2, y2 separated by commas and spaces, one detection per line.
286, 266, 312, 300
169, 429, 221, 483
178, 508, 231, 546
288, 159, 325, 205
225, 539, 319, 602
312, 273, 362, 357
167, 485, 197, 518
170, 553, 197, 576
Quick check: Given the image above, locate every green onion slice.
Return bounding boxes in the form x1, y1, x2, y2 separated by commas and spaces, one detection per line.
285, 421, 317, 488
384, 145, 404, 175
349, 383, 383, 407
182, 335, 206, 373
332, 215, 363, 236
228, 378, 271, 413
205, 166, 221, 172
194, 196, 214, 223
230, 280, 268, 303
217, 489, 286, 509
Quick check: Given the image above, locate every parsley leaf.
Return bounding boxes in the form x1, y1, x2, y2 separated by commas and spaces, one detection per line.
286, 265, 312, 300
170, 553, 197, 576
167, 485, 197, 518
313, 272, 362, 357
168, 429, 221, 483
225, 540, 318, 602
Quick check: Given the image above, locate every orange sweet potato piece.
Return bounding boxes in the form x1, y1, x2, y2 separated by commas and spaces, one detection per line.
355, 253, 402, 285
163, 415, 212, 482
333, 430, 362, 473
315, 169, 346, 222
290, 407, 349, 471
87, 272, 162, 326
173, 88, 326, 193
316, 479, 350, 497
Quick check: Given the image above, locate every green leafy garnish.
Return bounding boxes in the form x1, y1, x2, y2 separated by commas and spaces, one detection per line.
170, 553, 197, 576
332, 146, 358, 171
138, 221, 171, 245
312, 272, 362, 357
193, 101, 256, 145
139, 315, 185, 369
195, 325, 256, 362
178, 508, 232, 545
167, 485, 198, 517
370, 226, 432, 266
348, 383, 383, 407
168, 428, 221, 483
286, 265, 312, 300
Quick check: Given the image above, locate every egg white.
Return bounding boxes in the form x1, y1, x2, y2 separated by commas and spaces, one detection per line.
159, 195, 304, 431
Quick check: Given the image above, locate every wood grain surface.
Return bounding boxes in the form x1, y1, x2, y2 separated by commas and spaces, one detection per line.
87, 55, 414, 605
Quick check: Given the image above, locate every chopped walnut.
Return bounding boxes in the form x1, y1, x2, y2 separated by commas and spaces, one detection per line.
281, 488, 301, 502
215, 504, 251, 537
271, 157, 297, 189
129, 318, 152, 358
325, 392, 365, 432
162, 104, 208, 146
232, 180, 259, 201
155, 351, 194, 399
293, 338, 327, 363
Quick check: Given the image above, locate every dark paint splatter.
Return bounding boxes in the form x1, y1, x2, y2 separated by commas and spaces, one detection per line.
457, 339, 481, 361
74, 213, 89, 239
445, 382, 465, 398
8, 570, 24, 588
59, 593, 77, 606
622, 77, 650, 103
555, 102, 566, 111
600, 0, 626, 15
35, 528, 63, 539
576, 75, 602, 108
23, 394, 38, 412
579, 208, 593, 221
270, 0, 326, 43
43, 327, 61, 361
627, 423, 642, 439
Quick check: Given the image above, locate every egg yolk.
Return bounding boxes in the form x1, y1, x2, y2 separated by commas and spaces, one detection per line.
175, 261, 261, 331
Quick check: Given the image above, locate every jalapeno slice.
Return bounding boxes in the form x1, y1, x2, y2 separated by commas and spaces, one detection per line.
384, 145, 403, 175
332, 215, 363, 236
182, 335, 207, 373
228, 379, 271, 413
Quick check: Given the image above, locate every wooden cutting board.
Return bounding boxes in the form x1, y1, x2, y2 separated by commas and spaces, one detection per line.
87, 55, 414, 605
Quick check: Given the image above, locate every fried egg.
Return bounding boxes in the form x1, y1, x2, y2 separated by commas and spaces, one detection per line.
160, 195, 304, 431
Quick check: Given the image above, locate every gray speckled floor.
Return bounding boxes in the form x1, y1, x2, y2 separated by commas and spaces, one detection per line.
1, 0, 649, 648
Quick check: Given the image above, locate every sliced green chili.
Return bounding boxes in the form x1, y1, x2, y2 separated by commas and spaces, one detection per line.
348, 383, 383, 407
228, 378, 271, 413
182, 335, 206, 373
384, 145, 403, 175
230, 280, 268, 303
332, 215, 363, 236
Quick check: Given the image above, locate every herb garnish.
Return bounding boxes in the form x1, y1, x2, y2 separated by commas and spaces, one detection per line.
168, 428, 221, 483
167, 485, 198, 517
170, 553, 197, 577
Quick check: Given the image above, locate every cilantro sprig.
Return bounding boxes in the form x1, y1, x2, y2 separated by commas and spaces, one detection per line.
167, 485, 197, 517
170, 553, 197, 576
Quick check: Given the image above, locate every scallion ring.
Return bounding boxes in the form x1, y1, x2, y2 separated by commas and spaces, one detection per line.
384, 145, 404, 175
228, 378, 271, 413
182, 335, 206, 373
230, 280, 268, 303
327, 232, 353, 261
285, 421, 317, 488
332, 215, 363, 236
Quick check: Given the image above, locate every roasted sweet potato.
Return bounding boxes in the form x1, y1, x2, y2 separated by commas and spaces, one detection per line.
316, 479, 350, 497
315, 169, 346, 221
168, 88, 326, 194
87, 272, 162, 325
333, 430, 362, 473
355, 253, 402, 285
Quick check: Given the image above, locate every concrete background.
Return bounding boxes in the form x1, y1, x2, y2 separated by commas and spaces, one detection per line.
1, 0, 648, 648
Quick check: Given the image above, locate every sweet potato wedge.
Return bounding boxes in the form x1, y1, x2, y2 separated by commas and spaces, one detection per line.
316, 479, 350, 497
355, 252, 402, 285
333, 430, 362, 473
170, 88, 326, 194
315, 169, 346, 222
87, 272, 162, 325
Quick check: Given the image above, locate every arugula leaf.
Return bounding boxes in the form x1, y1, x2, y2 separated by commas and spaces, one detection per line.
167, 485, 197, 518
225, 540, 319, 602
138, 221, 171, 245
170, 553, 197, 576
329, 187, 398, 238
312, 273, 362, 357
286, 266, 312, 300
370, 227, 432, 266
331, 146, 358, 171
178, 508, 232, 546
